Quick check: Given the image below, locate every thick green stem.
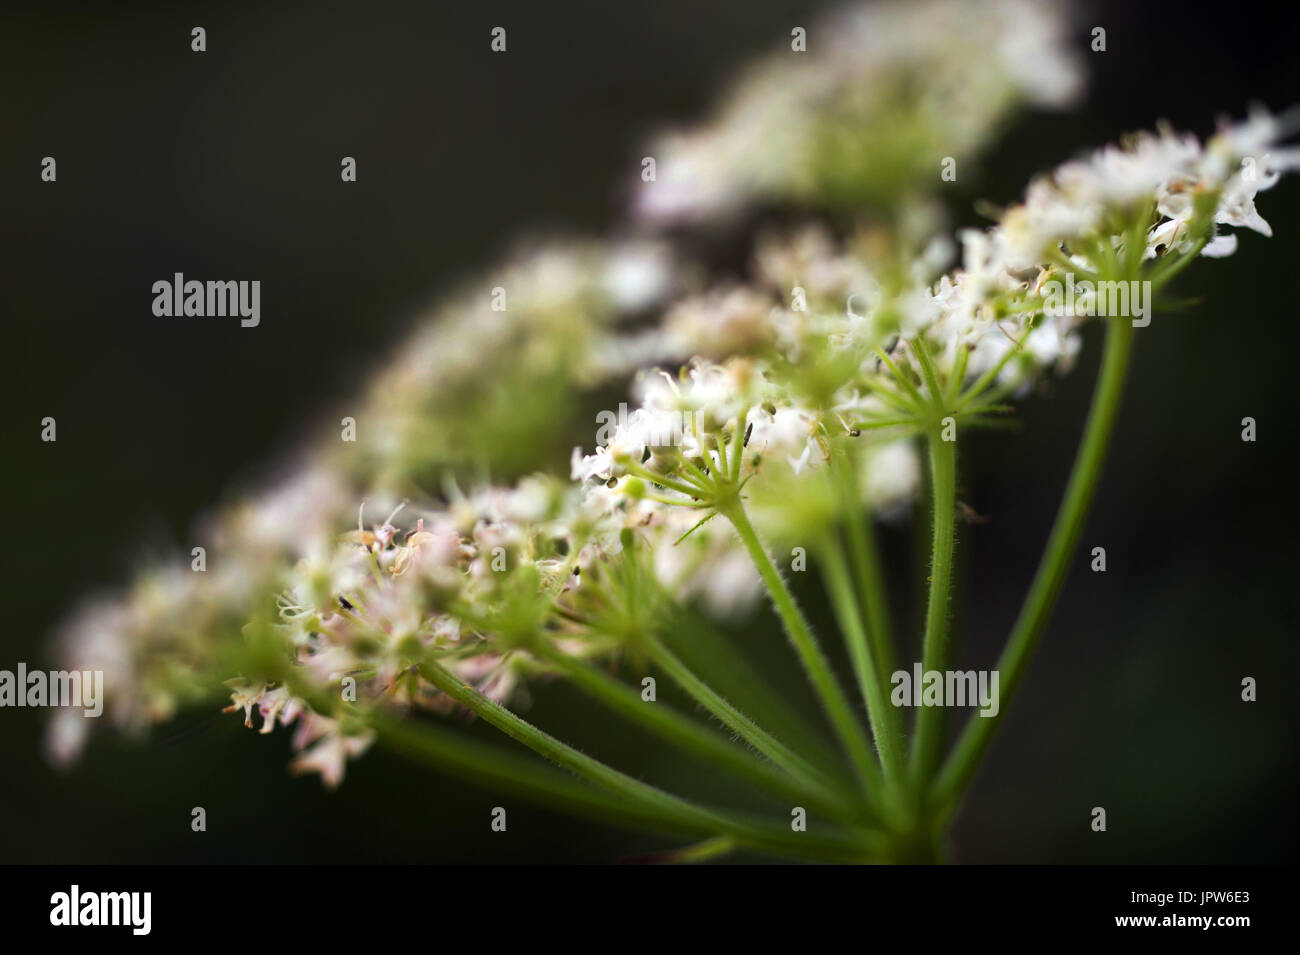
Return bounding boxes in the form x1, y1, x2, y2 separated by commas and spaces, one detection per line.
416, 658, 880, 860
645, 637, 862, 818
532, 640, 857, 821
909, 430, 957, 789
719, 497, 884, 806
819, 535, 904, 789
932, 317, 1135, 820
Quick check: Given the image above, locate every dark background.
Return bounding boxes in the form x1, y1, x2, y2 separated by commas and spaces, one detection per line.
1, 0, 1297, 863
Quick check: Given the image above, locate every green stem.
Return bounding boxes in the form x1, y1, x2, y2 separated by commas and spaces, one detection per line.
371, 710, 704, 840
416, 658, 880, 860
719, 497, 884, 806
645, 636, 862, 818
836, 452, 900, 712
532, 640, 857, 821
285, 672, 710, 844
659, 607, 849, 778
654, 835, 737, 864
931, 317, 1135, 820
909, 336, 946, 407
373, 712, 869, 861
1147, 239, 1207, 291
909, 429, 957, 789
819, 535, 904, 788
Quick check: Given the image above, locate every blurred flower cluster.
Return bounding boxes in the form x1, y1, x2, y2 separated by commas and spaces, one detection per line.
635, 0, 1082, 223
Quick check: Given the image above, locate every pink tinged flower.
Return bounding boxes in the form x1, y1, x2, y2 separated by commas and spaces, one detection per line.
223, 683, 267, 729
256, 686, 303, 735
430, 615, 461, 646
290, 727, 376, 789
477, 666, 519, 706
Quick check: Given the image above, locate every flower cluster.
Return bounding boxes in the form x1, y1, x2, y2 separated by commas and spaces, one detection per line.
344, 238, 678, 490
45, 0, 1299, 805
635, 0, 1083, 224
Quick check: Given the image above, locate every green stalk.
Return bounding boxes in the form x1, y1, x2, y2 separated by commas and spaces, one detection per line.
286, 673, 709, 843
416, 658, 880, 860
373, 712, 871, 861
659, 607, 848, 777
931, 317, 1135, 820
653, 836, 737, 864
531, 640, 857, 821
835, 452, 899, 710
908, 429, 957, 789
371, 710, 707, 840
719, 497, 884, 805
819, 535, 904, 788
644, 636, 861, 816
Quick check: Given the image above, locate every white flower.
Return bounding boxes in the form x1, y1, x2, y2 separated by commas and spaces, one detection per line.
602, 241, 674, 311
1201, 234, 1239, 258
1024, 317, 1081, 371
862, 440, 922, 515
746, 406, 821, 475
571, 445, 614, 483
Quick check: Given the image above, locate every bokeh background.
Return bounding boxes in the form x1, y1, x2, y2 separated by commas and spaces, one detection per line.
2, 0, 1297, 862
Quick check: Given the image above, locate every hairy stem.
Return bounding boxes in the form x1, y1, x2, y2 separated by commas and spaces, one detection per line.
834, 453, 901, 752
909, 429, 957, 790
372, 711, 870, 861
532, 640, 857, 821
659, 607, 850, 778
719, 497, 884, 809
819, 534, 904, 789
416, 658, 880, 860
645, 636, 863, 818
932, 317, 1135, 821
372, 711, 704, 839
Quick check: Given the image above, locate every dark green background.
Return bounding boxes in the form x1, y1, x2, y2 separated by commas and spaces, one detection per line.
2, 0, 1296, 862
